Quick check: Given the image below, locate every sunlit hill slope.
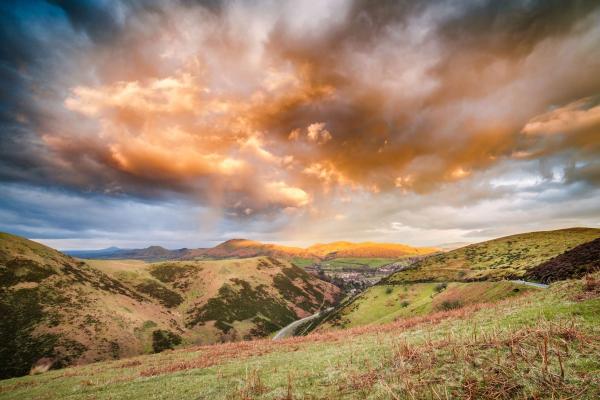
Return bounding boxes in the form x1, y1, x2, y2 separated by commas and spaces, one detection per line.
0, 233, 339, 379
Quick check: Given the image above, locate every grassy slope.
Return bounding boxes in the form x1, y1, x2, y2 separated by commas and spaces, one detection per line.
314, 228, 600, 333
0, 234, 179, 379
290, 257, 315, 268
1, 234, 339, 378
1, 274, 599, 399
317, 281, 537, 330
85, 257, 341, 344
386, 228, 600, 283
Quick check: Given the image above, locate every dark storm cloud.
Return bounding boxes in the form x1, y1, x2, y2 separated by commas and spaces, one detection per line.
258, 0, 600, 193
50, 0, 128, 43
0, 1, 68, 187
0, 1, 189, 197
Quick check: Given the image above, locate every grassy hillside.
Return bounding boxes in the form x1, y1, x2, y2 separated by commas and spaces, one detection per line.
313, 228, 599, 333
92, 257, 340, 344
0, 234, 339, 379
0, 233, 179, 379
385, 228, 600, 284
316, 281, 537, 330
1, 273, 598, 399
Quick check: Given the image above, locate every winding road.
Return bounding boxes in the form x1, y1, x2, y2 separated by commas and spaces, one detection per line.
510, 280, 549, 289
273, 307, 333, 340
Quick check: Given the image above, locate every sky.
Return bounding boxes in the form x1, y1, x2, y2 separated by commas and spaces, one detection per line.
1, 0, 600, 250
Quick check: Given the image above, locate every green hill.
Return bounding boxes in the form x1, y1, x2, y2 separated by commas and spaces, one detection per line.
313, 228, 600, 332
0, 233, 339, 379
88, 257, 340, 344
385, 227, 600, 284
314, 280, 538, 331
1, 272, 598, 399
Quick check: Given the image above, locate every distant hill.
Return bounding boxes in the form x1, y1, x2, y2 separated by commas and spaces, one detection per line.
64, 246, 207, 261
66, 239, 437, 262
199, 239, 312, 259
0, 233, 339, 379
64, 246, 123, 258
307, 241, 438, 259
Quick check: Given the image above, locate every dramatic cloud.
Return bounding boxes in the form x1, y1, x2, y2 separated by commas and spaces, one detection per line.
1, 0, 599, 247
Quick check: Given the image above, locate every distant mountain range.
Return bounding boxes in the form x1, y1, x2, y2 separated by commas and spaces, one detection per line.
65, 246, 207, 261
64, 239, 439, 261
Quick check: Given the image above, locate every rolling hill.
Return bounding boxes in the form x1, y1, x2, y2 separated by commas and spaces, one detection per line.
65, 246, 206, 262
0, 233, 178, 379
313, 281, 538, 331
0, 233, 339, 379
198, 239, 311, 259
306, 241, 439, 259
384, 227, 600, 284
312, 227, 600, 332
89, 256, 340, 344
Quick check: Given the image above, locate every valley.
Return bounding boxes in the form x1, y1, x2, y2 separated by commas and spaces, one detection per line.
2, 271, 599, 399
71, 239, 439, 297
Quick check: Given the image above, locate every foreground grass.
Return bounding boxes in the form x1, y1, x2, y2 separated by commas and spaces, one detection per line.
1, 276, 599, 399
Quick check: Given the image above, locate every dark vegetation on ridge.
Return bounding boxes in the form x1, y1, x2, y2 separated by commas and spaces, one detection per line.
186, 279, 297, 336
526, 237, 600, 283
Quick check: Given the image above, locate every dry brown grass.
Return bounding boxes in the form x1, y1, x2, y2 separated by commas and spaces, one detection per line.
362, 320, 599, 399
583, 274, 600, 292
236, 368, 269, 399
133, 298, 516, 380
